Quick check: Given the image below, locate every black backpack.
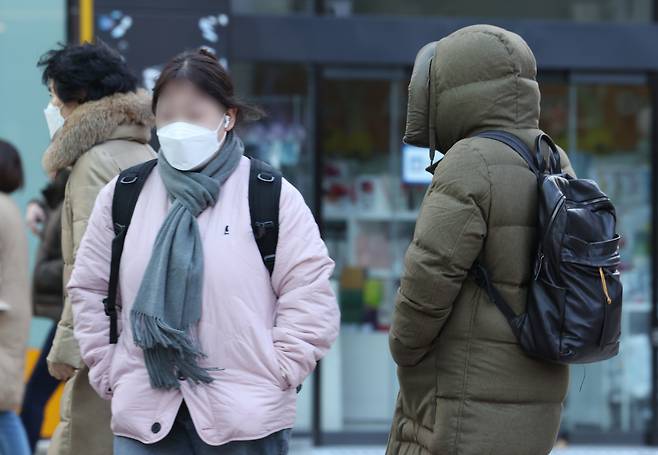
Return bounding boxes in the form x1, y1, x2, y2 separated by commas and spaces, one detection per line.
103, 158, 282, 345
471, 131, 623, 365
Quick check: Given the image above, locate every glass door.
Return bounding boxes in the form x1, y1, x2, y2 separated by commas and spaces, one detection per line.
317, 67, 424, 441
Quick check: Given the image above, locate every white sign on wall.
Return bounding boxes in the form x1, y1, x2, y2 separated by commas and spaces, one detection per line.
401, 143, 442, 185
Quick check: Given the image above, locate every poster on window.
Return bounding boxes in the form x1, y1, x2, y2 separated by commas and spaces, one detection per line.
93, 0, 231, 91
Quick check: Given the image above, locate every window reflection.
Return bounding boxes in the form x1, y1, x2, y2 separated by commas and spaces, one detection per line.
542, 82, 652, 438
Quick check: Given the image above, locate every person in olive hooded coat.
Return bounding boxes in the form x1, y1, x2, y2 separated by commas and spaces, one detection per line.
387, 25, 574, 455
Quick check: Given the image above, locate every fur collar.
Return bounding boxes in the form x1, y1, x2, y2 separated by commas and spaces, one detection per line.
43, 90, 154, 173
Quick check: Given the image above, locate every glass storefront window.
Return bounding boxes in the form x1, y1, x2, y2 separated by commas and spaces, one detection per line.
323, 0, 652, 22
232, 62, 315, 204
539, 81, 570, 147
319, 72, 412, 434
318, 74, 653, 441
541, 81, 652, 440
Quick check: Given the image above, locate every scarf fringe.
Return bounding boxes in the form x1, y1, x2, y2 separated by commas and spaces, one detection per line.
131, 311, 214, 389
129, 134, 244, 390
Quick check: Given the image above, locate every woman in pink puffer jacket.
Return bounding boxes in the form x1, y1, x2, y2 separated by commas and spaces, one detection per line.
68, 49, 340, 454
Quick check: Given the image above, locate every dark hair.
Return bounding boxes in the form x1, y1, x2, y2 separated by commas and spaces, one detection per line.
0, 140, 24, 194
38, 41, 138, 104
152, 49, 263, 123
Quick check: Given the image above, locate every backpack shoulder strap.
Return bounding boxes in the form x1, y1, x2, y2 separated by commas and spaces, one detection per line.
111, 159, 157, 233
104, 159, 157, 344
470, 132, 540, 338
248, 158, 282, 276
476, 130, 542, 176
470, 261, 521, 338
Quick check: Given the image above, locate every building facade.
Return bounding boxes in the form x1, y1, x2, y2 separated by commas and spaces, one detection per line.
4, 0, 657, 446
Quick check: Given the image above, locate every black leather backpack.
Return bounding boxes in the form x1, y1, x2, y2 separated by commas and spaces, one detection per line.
472, 131, 623, 364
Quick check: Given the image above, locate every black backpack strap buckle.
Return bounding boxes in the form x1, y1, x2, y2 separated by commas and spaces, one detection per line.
102, 297, 113, 317
263, 254, 276, 266
103, 297, 119, 344
248, 158, 282, 276
254, 221, 275, 239
119, 175, 139, 185
113, 222, 127, 236
257, 172, 275, 183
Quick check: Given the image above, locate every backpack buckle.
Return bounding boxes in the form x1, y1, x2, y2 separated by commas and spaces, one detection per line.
103, 297, 115, 317
257, 173, 275, 183
113, 222, 127, 236
254, 221, 275, 239
103, 297, 121, 316
120, 175, 139, 184
263, 254, 276, 264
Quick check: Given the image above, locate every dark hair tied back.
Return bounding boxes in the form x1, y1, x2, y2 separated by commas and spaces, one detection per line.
197, 48, 219, 62
152, 48, 264, 124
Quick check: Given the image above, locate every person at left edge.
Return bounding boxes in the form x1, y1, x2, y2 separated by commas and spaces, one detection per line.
20, 168, 70, 453
39, 42, 156, 455
0, 139, 31, 455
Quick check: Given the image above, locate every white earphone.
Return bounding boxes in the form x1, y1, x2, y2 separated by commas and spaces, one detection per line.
224, 115, 230, 128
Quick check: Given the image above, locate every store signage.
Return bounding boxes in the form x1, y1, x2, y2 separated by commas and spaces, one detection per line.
402, 143, 441, 185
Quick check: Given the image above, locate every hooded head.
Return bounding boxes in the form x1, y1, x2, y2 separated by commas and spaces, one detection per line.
405, 25, 540, 154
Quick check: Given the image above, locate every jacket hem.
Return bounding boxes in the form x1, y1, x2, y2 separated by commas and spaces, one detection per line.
112, 421, 296, 447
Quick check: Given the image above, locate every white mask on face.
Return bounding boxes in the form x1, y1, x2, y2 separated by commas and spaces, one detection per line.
44, 103, 65, 139
157, 115, 230, 171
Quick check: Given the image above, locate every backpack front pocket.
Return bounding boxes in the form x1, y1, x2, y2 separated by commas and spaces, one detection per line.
559, 235, 622, 363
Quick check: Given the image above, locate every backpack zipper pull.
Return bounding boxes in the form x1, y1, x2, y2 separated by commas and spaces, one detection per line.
599, 267, 612, 305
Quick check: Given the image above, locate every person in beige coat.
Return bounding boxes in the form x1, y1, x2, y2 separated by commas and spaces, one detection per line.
38, 42, 156, 455
0, 139, 31, 455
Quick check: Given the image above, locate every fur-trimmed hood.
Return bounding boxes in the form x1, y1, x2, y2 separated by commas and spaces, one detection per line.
43, 90, 155, 174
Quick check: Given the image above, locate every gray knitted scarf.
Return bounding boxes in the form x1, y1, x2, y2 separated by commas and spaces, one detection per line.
131, 131, 243, 390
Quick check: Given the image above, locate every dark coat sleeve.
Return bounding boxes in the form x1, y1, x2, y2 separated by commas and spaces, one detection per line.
33, 204, 64, 298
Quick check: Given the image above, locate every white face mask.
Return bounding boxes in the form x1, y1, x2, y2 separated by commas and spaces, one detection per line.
44, 103, 65, 139
157, 115, 230, 171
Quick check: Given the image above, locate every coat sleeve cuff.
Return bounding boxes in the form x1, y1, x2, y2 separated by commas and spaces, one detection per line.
47, 324, 84, 369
